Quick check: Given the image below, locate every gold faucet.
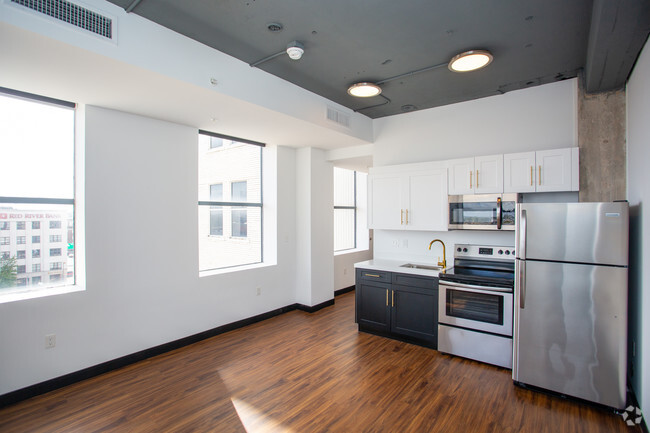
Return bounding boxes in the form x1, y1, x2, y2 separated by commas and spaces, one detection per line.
428, 239, 447, 269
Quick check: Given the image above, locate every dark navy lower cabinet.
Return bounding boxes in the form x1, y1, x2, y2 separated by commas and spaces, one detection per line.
356, 269, 438, 349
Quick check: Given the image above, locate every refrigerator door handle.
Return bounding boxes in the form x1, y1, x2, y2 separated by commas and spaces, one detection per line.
519, 209, 527, 259
519, 260, 526, 309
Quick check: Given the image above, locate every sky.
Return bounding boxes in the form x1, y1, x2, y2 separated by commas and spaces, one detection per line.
0, 93, 74, 199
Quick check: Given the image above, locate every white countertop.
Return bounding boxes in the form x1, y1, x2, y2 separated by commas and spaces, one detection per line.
354, 259, 446, 278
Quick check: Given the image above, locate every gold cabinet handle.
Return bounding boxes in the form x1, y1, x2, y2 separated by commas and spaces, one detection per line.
476, 170, 479, 188
391, 290, 394, 307
469, 171, 472, 188
364, 273, 380, 278
405, 209, 409, 225
538, 166, 542, 185
530, 166, 533, 186
386, 289, 389, 306
400, 209, 404, 225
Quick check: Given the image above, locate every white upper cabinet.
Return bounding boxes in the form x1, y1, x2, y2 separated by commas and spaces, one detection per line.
504, 151, 536, 193
475, 154, 504, 194
504, 147, 577, 193
536, 148, 573, 192
368, 163, 448, 231
448, 154, 503, 195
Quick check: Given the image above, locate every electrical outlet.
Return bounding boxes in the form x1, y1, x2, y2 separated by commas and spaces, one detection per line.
256, 287, 262, 296
45, 334, 56, 349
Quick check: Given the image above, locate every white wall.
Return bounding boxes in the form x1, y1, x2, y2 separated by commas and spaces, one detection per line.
371, 79, 578, 263
626, 38, 650, 417
0, 106, 299, 395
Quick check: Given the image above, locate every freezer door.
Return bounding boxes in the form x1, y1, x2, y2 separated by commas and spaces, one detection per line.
516, 202, 628, 266
513, 260, 627, 408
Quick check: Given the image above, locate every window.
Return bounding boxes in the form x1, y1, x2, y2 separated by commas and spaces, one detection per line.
50, 274, 61, 282
50, 262, 62, 270
334, 168, 357, 251
0, 237, 9, 245
209, 137, 223, 149
1, 252, 9, 260
198, 131, 263, 272
16, 265, 26, 274
50, 248, 62, 257
32, 264, 41, 272
0, 89, 75, 292
0, 222, 8, 230
32, 249, 40, 258
209, 184, 223, 236
50, 235, 62, 243
16, 250, 26, 259
32, 276, 41, 285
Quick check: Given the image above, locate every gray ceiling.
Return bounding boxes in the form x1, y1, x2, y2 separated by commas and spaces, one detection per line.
106, 0, 650, 119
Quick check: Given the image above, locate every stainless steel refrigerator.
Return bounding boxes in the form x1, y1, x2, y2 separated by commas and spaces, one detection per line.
513, 202, 629, 409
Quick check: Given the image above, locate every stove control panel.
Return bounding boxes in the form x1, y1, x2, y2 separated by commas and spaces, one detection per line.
454, 244, 515, 260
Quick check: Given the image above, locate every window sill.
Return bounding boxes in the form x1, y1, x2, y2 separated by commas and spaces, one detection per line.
0, 284, 85, 304
334, 247, 370, 257
199, 261, 274, 278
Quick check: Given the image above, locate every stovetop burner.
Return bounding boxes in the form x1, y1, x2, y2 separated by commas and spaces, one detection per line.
439, 244, 515, 289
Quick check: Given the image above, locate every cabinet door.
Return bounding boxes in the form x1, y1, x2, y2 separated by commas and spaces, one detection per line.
447, 157, 474, 195
536, 148, 572, 192
368, 173, 405, 230
391, 285, 438, 345
406, 169, 448, 231
356, 282, 391, 332
504, 151, 536, 193
474, 154, 503, 194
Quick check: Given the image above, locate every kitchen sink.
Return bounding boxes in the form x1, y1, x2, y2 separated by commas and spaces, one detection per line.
400, 263, 442, 271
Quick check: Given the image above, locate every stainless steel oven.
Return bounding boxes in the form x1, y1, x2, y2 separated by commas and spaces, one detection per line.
448, 193, 520, 230
439, 281, 513, 336
438, 244, 515, 369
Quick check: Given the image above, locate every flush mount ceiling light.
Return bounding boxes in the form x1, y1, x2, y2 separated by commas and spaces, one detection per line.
347, 82, 382, 97
448, 50, 493, 72
286, 41, 305, 60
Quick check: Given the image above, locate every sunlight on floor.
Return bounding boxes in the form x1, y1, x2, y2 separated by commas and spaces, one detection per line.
231, 398, 295, 433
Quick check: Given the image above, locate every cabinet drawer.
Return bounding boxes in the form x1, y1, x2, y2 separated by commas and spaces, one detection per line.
357, 269, 391, 283
392, 273, 438, 290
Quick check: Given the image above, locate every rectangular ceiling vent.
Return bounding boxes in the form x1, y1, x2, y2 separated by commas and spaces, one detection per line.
10, 0, 113, 40
326, 107, 350, 128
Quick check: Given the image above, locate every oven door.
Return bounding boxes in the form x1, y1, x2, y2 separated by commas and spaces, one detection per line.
438, 281, 513, 337
448, 194, 518, 230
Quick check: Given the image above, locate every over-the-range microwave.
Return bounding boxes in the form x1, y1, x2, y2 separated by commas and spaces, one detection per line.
448, 193, 521, 230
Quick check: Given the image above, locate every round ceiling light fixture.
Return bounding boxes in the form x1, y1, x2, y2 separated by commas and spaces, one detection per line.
448, 50, 493, 72
347, 82, 382, 97
286, 41, 305, 60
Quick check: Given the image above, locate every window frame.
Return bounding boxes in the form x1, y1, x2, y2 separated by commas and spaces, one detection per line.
333, 169, 357, 252
198, 130, 265, 272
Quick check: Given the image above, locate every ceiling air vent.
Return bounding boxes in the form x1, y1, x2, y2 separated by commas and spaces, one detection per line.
326, 107, 350, 128
10, 0, 113, 40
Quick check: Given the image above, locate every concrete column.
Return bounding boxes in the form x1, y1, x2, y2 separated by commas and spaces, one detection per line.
577, 76, 626, 202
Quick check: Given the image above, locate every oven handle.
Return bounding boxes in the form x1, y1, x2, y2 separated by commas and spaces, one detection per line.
440, 280, 513, 293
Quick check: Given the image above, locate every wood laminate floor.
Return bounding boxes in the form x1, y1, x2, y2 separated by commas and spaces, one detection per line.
0, 291, 641, 433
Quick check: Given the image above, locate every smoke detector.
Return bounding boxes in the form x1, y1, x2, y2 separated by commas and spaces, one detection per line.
286, 41, 305, 60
